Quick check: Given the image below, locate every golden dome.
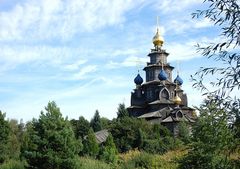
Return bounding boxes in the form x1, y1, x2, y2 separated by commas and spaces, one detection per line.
152, 28, 164, 47
173, 95, 182, 105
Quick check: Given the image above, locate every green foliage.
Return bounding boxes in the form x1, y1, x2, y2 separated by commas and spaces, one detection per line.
191, 0, 240, 97
100, 134, 118, 164
116, 103, 129, 119
133, 152, 154, 169
76, 157, 112, 169
179, 102, 236, 169
110, 116, 178, 154
83, 128, 99, 158
8, 120, 21, 160
0, 160, 25, 169
152, 123, 172, 139
22, 101, 80, 169
71, 116, 90, 139
0, 111, 10, 164
134, 128, 146, 149
142, 139, 166, 154
90, 110, 102, 132
178, 121, 191, 144
110, 117, 151, 152
100, 117, 111, 129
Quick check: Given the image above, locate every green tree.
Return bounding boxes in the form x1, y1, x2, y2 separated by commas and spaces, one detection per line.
192, 0, 240, 98
179, 102, 236, 168
71, 116, 90, 139
178, 121, 191, 144
134, 128, 146, 149
100, 117, 111, 129
0, 111, 10, 163
100, 134, 118, 164
183, 1, 240, 167
191, 0, 240, 127
90, 110, 102, 132
110, 117, 151, 152
83, 128, 99, 158
22, 101, 80, 169
7, 119, 21, 160
116, 103, 129, 119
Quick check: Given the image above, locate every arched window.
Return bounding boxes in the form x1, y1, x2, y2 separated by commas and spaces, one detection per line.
159, 88, 170, 100
176, 111, 183, 118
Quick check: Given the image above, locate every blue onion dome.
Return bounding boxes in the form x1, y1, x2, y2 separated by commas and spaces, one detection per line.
134, 74, 143, 85
158, 69, 168, 81
174, 75, 183, 85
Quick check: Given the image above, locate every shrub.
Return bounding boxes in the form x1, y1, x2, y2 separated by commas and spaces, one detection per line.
77, 157, 112, 169
0, 160, 25, 169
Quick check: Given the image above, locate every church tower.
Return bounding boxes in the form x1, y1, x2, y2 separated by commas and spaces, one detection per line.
127, 23, 196, 135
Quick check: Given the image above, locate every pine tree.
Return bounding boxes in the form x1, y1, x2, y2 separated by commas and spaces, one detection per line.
100, 134, 118, 164
0, 111, 10, 163
83, 128, 99, 158
71, 116, 90, 139
116, 103, 129, 119
22, 101, 80, 169
90, 110, 102, 132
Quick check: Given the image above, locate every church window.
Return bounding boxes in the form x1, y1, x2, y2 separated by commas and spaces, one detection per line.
159, 88, 170, 100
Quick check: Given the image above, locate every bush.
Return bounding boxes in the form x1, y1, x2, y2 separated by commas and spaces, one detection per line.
142, 137, 181, 154
77, 157, 112, 169
142, 139, 166, 154
100, 134, 118, 164
120, 152, 154, 169
0, 160, 25, 169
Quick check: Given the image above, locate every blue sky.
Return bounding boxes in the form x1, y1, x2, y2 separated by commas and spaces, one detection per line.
0, 0, 222, 121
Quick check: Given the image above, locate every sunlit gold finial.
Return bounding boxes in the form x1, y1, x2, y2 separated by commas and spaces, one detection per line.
173, 82, 181, 105
173, 93, 182, 105
152, 16, 164, 47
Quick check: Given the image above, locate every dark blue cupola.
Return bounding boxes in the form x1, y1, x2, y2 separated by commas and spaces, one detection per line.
158, 69, 168, 81
134, 74, 143, 85
174, 75, 183, 85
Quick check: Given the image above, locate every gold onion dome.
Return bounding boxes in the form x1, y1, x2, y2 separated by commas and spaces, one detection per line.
173, 95, 182, 105
152, 28, 164, 47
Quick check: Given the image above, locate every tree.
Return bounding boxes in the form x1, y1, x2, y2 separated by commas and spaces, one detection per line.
179, 101, 236, 168
71, 116, 90, 139
110, 117, 152, 152
8, 119, 21, 160
100, 134, 118, 164
192, 0, 239, 99
100, 117, 111, 129
181, 1, 240, 167
178, 121, 191, 144
116, 103, 129, 119
90, 110, 102, 132
83, 128, 99, 158
22, 101, 80, 169
0, 111, 10, 163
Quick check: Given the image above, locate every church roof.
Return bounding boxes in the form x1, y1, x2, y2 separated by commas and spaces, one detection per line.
142, 79, 175, 86
128, 105, 145, 109
138, 110, 162, 118
149, 100, 174, 105
94, 129, 109, 144
138, 107, 172, 118
161, 110, 196, 123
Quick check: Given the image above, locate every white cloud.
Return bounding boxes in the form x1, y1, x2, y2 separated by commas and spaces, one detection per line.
71, 65, 97, 80
155, 0, 202, 14
106, 55, 148, 69
63, 59, 88, 71
165, 17, 213, 35
0, 0, 148, 41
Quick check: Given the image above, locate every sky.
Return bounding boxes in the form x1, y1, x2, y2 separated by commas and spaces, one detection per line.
0, 0, 223, 122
